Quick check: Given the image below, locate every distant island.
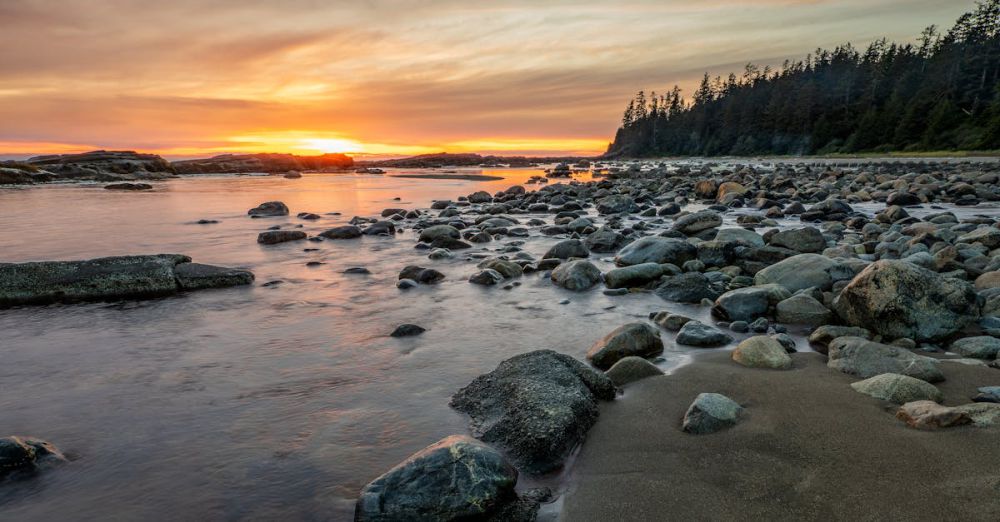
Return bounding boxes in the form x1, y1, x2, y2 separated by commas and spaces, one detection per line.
606, 0, 1000, 157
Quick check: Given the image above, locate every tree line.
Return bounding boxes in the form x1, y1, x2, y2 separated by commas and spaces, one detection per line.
605, 0, 1000, 157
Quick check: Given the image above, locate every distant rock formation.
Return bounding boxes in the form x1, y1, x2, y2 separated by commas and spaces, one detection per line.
170, 153, 353, 174
26, 150, 175, 181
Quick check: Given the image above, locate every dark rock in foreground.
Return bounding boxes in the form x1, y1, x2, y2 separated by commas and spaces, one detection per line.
0, 436, 66, 478
450, 350, 615, 475
0, 255, 253, 307
355, 435, 518, 521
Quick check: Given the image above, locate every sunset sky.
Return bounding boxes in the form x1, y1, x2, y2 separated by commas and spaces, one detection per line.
0, 0, 974, 159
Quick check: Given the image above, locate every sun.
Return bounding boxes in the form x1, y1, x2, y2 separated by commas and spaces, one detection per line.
299, 138, 365, 154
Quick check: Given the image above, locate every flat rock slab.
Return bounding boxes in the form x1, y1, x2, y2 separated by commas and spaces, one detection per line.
562, 351, 1000, 521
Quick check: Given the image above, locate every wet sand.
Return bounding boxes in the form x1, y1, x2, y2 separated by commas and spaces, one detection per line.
563, 351, 1000, 521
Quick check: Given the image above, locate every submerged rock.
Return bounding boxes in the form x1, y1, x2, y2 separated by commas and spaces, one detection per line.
450, 350, 615, 474
390, 324, 426, 337
355, 435, 518, 521
0, 254, 252, 306
319, 225, 362, 239
0, 436, 66, 478
682, 393, 743, 434
587, 323, 663, 369
257, 230, 306, 244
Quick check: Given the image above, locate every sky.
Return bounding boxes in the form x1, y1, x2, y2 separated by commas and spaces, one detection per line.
0, 0, 976, 159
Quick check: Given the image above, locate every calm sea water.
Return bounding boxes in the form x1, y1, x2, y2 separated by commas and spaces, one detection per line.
1, 166, 995, 520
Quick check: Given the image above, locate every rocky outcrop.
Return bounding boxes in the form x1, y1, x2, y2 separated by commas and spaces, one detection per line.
171, 153, 353, 174
0, 255, 253, 307
450, 350, 615, 474
25, 150, 175, 182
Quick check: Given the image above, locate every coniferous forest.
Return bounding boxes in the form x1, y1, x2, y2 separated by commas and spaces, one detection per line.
605, 1, 1000, 157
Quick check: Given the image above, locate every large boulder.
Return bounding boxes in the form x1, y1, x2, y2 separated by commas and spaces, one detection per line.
768, 227, 826, 253
833, 260, 979, 342
775, 293, 832, 327
450, 350, 615, 474
551, 260, 602, 291
715, 228, 764, 247
656, 272, 722, 303
675, 321, 733, 347
247, 201, 289, 217
543, 239, 590, 260
731, 336, 792, 369
603, 263, 665, 289
478, 259, 523, 279
949, 336, 1000, 359
587, 323, 663, 369
682, 393, 743, 434
583, 226, 626, 253
672, 210, 722, 235
957, 227, 1000, 249
614, 237, 696, 267
595, 194, 638, 215
418, 224, 460, 243
827, 337, 944, 383
753, 253, 841, 292
0, 436, 66, 478
850, 374, 944, 404
319, 225, 362, 239
713, 286, 788, 322
0, 254, 252, 306
355, 435, 518, 521
605, 356, 664, 387
257, 230, 306, 244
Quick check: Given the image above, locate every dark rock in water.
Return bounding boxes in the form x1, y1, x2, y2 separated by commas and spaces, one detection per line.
833, 260, 978, 342
595, 194, 638, 215
768, 227, 826, 253
174, 262, 254, 290
257, 230, 307, 244
604, 263, 665, 289
672, 210, 722, 235
364, 221, 397, 236
478, 259, 523, 279
583, 226, 626, 253
614, 237, 696, 267
469, 269, 505, 286
543, 239, 590, 260
430, 236, 472, 250
605, 356, 664, 386
247, 201, 289, 217
713, 286, 776, 322
450, 350, 615, 475
551, 260, 602, 291
827, 337, 944, 383
390, 324, 426, 337
297, 212, 320, 220
344, 267, 371, 274
398, 265, 445, 284
886, 192, 921, 206
651, 311, 691, 331
354, 435, 518, 521
656, 272, 721, 303
675, 320, 732, 347
973, 386, 1000, 403
0, 254, 250, 306
0, 436, 66, 478
753, 253, 840, 292
104, 182, 152, 191
196, 219, 219, 225
418, 224, 460, 243
587, 323, 663, 369
682, 393, 743, 434
319, 225, 362, 239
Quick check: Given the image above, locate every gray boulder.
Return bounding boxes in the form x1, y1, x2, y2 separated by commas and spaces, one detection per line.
551, 260, 602, 291
775, 293, 832, 327
596, 194, 639, 215
682, 393, 743, 434
614, 237, 696, 267
715, 228, 765, 247
713, 286, 774, 322
949, 336, 1000, 359
732, 336, 793, 369
478, 259, 523, 279
656, 272, 721, 303
753, 253, 840, 292
587, 323, 663, 369
808, 325, 872, 354
418, 224, 460, 243
604, 263, 665, 289
355, 435, 518, 521
672, 210, 722, 235
769, 227, 826, 253
469, 269, 505, 286
398, 266, 445, 284
583, 226, 626, 253
543, 239, 590, 260
676, 321, 733, 347
174, 262, 254, 290
605, 356, 664, 387
450, 350, 615, 474
827, 337, 944, 383
850, 373, 944, 404
833, 260, 979, 341
319, 225, 362, 239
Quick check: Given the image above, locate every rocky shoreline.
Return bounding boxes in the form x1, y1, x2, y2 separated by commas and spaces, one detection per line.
4, 158, 1000, 520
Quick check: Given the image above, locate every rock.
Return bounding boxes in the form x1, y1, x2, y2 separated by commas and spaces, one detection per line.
470, 269, 505, 285
827, 337, 944, 382
693, 180, 718, 199
0, 436, 66, 478
418, 225, 460, 243
319, 225, 363, 239
896, 401, 971, 429
833, 260, 978, 342
886, 192, 921, 206
478, 259, 523, 279
850, 373, 944, 404
354, 435, 518, 521
450, 350, 615, 474
614, 237, 696, 267
0, 254, 254, 306
651, 311, 692, 331
676, 321, 733, 347
595, 194, 638, 215
390, 324, 426, 337
605, 356, 664, 386
957, 227, 1000, 249
672, 210, 722, 235
551, 260, 602, 291
949, 336, 1000, 359
587, 323, 663, 370
430, 237, 471, 250
604, 263, 664, 289
656, 272, 720, 303
716, 182, 748, 203
344, 267, 371, 275
713, 287, 772, 322
775, 293, 832, 327
682, 393, 743, 434
974, 271, 1000, 291
583, 226, 626, 253
174, 262, 254, 290
172, 152, 352, 174
768, 227, 826, 253
955, 402, 1000, 427
543, 239, 590, 260
398, 266, 445, 284
753, 253, 840, 292
104, 182, 152, 191
808, 325, 872, 354
715, 228, 765, 247
973, 386, 1000, 403
364, 221, 397, 236
468, 190, 493, 203
257, 230, 307, 244
247, 201, 289, 217
396, 279, 418, 289
732, 336, 793, 369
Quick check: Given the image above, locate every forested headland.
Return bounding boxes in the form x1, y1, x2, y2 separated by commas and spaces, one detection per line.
605, 1, 1000, 157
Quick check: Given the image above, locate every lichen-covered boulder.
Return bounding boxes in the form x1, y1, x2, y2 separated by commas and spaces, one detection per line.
850, 373, 944, 404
